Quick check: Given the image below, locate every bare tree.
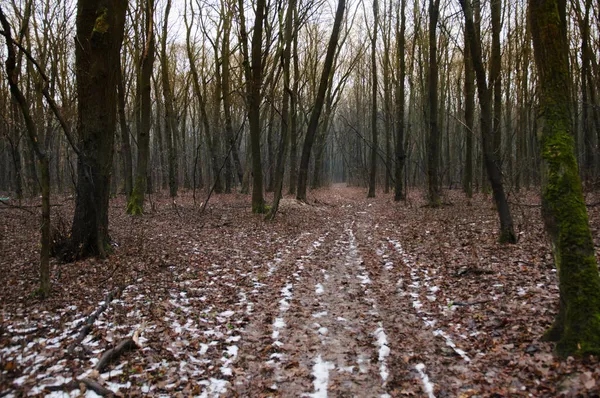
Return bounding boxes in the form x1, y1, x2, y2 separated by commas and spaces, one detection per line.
70, 0, 127, 258
367, 0, 379, 198
127, 0, 154, 215
160, 0, 179, 198
0, 4, 50, 296
459, 0, 516, 243
296, 0, 347, 201
268, 0, 297, 220
239, 0, 267, 212
394, 0, 407, 201
427, 0, 441, 206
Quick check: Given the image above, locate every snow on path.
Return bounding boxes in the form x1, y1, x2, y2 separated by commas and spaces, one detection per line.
388, 238, 471, 363
267, 234, 328, 389
373, 323, 391, 382
373, 238, 436, 396
415, 363, 436, 398
347, 225, 391, 387
307, 355, 335, 398
257, 220, 393, 397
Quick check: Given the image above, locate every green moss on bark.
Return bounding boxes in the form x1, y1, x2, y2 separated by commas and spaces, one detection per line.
541, 106, 600, 357
530, 0, 600, 357
252, 200, 266, 214
126, 177, 146, 216
93, 8, 109, 35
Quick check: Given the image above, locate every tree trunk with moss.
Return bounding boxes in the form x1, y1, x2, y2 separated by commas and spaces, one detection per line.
529, 0, 600, 357
71, 0, 127, 258
127, 0, 154, 215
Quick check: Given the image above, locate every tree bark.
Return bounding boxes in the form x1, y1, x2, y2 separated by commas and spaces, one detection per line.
268, 0, 296, 220
0, 4, 50, 296
460, 0, 516, 243
394, 0, 407, 201
427, 0, 441, 206
463, 23, 474, 198
530, 0, 600, 357
127, 0, 154, 215
71, 0, 127, 258
296, 0, 346, 201
368, 0, 379, 198
160, 0, 178, 198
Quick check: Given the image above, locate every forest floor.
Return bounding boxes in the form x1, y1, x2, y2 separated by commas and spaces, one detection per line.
1, 185, 600, 397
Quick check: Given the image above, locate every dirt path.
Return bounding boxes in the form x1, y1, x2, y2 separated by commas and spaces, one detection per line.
232, 190, 438, 397
1, 186, 596, 396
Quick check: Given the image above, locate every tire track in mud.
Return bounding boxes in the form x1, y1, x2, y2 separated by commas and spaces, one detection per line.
231, 227, 332, 396
233, 208, 395, 397
352, 211, 439, 397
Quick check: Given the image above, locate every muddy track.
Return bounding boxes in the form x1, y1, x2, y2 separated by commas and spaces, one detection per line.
232, 197, 434, 397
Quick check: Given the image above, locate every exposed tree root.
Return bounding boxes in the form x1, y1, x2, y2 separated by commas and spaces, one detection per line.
67, 285, 125, 355
94, 338, 139, 373
44, 378, 114, 396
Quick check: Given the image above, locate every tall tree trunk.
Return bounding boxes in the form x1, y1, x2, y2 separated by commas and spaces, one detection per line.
117, 59, 132, 199
288, 14, 300, 195
184, 7, 218, 193
181, 83, 191, 190
504, 9, 513, 186
463, 23, 474, 198
266, 101, 276, 192
0, 4, 50, 296
427, 0, 441, 206
268, 0, 296, 220
383, 0, 392, 194
368, 0, 379, 198
460, 0, 517, 243
491, 0, 502, 169
221, 5, 243, 186
517, 18, 531, 192
211, 26, 224, 195
394, 0, 407, 201
153, 76, 168, 190
160, 0, 178, 198
239, 0, 266, 212
296, 0, 346, 201
530, 0, 600, 357
127, 0, 154, 215
71, 0, 127, 258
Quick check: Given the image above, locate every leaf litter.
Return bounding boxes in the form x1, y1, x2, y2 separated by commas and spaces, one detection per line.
1, 187, 599, 396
